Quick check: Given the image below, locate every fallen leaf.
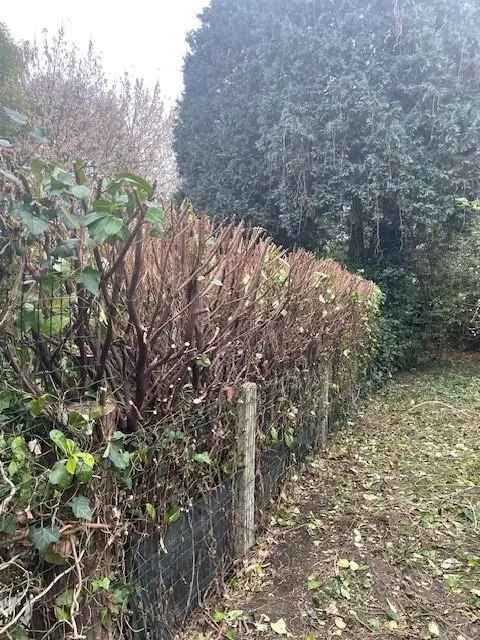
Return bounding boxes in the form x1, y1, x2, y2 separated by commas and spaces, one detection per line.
441, 558, 460, 570
326, 602, 339, 616
271, 619, 288, 635
368, 618, 381, 630
385, 620, 398, 631
334, 617, 347, 630
307, 575, 321, 590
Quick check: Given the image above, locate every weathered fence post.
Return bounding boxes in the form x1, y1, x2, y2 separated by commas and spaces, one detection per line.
234, 382, 257, 557
320, 359, 332, 451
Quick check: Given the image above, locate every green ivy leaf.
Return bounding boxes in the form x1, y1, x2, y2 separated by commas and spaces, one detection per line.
212, 610, 226, 622
307, 576, 321, 591
284, 428, 295, 449
92, 576, 111, 592
67, 410, 91, 429
86, 214, 125, 244
55, 588, 73, 607
75, 453, 95, 483
70, 184, 90, 200
65, 456, 77, 475
10, 436, 26, 462
193, 452, 213, 465
49, 461, 73, 488
111, 584, 131, 605
100, 607, 111, 628
43, 549, 69, 565
0, 390, 15, 411
166, 505, 181, 524
28, 394, 49, 417
145, 503, 156, 520
91, 199, 117, 214
77, 266, 100, 296
54, 606, 70, 622
54, 588, 73, 621
50, 430, 76, 456
51, 169, 75, 187
59, 209, 83, 229
29, 526, 60, 554
145, 206, 165, 225
69, 496, 93, 521
8, 459, 18, 476
107, 442, 130, 471
270, 426, 279, 444
77, 451, 95, 467
14, 206, 49, 236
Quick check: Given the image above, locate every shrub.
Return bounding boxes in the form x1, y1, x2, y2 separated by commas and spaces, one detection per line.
0, 111, 380, 637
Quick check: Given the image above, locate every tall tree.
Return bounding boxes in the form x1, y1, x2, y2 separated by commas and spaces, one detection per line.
0, 23, 22, 103
22, 30, 177, 195
0, 23, 24, 138
176, 0, 480, 257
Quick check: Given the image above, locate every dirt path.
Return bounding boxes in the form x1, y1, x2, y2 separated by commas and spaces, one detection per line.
187, 359, 480, 640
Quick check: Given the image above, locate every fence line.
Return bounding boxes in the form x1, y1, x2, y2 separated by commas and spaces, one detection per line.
130, 363, 333, 639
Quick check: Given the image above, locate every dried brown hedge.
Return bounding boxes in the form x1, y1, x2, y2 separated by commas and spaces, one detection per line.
116, 205, 379, 429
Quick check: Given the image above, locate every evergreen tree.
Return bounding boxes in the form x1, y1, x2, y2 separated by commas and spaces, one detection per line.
0, 23, 23, 108
176, 0, 480, 258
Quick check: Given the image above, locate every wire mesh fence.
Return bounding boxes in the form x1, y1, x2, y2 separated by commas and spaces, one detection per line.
129, 479, 236, 640
120, 365, 333, 639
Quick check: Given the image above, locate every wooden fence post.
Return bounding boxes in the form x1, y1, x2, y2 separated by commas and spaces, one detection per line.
320, 359, 332, 451
234, 382, 257, 557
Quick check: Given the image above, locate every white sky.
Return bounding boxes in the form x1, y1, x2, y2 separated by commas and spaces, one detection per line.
2, 0, 210, 103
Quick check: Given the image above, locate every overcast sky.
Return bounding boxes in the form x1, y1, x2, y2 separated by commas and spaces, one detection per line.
2, 1, 210, 102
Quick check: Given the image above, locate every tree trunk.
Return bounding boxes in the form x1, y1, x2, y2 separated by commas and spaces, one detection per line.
348, 196, 365, 264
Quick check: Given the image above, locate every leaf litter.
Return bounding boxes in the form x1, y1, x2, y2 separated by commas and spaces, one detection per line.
184, 357, 480, 639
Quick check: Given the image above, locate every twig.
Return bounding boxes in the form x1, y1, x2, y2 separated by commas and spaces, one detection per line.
408, 400, 475, 418
0, 258, 23, 331
5, 342, 43, 397
0, 564, 75, 636
102, 204, 146, 281
70, 536, 86, 640
0, 459, 16, 515
0, 554, 22, 571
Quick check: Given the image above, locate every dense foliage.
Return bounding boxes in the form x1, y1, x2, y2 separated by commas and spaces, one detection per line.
0, 23, 24, 138
175, 0, 480, 363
